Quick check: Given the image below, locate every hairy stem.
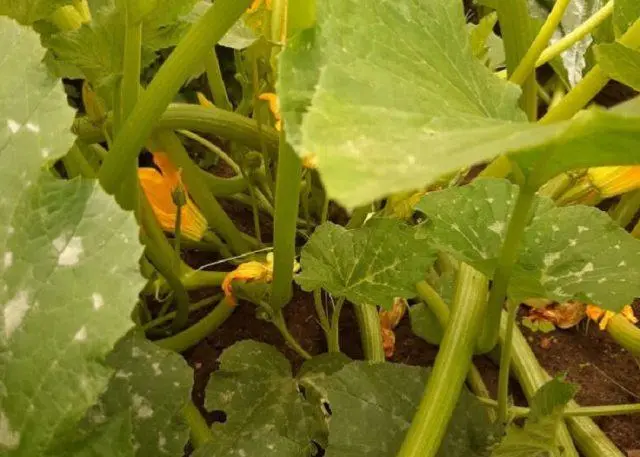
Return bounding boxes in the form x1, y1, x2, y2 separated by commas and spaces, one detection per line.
204, 49, 233, 111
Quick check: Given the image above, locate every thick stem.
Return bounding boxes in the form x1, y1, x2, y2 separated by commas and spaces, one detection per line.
327, 297, 345, 353
353, 303, 385, 362
497, 300, 519, 423
510, 0, 571, 87
541, 18, 640, 124
495, 0, 538, 120
537, 1, 614, 67
115, 11, 142, 135
204, 49, 233, 111
155, 297, 235, 352
609, 189, 640, 228
182, 402, 213, 448
152, 130, 253, 255
477, 186, 536, 353
98, 0, 253, 208
269, 133, 302, 310
74, 104, 279, 153
397, 263, 488, 457
607, 314, 640, 356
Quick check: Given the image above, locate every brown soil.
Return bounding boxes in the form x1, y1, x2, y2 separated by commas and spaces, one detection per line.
184, 286, 640, 456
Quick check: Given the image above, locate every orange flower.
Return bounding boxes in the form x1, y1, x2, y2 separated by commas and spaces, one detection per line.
248, 0, 272, 13
587, 166, 640, 198
222, 253, 275, 305
586, 304, 638, 330
380, 298, 408, 358
138, 153, 207, 241
259, 92, 281, 131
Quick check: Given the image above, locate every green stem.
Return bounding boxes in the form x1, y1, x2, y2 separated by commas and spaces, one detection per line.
478, 154, 512, 179
480, 397, 640, 417
115, 10, 142, 135
537, 1, 614, 67
504, 315, 613, 457
141, 294, 221, 331
397, 263, 488, 457
494, 0, 538, 120
182, 401, 212, 448
541, 17, 640, 124
204, 49, 233, 111
269, 133, 302, 310
510, 0, 571, 87
199, 171, 248, 196
65, 143, 97, 178
74, 104, 279, 153
353, 303, 385, 362
607, 314, 640, 356
313, 289, 331, 334
155, 297, 235, 352
415, 280, 450, 326
152, 130, 253, 255
271, 309, 312, 360
177, 129, 241, 174
609, 189, 640, 228
477, 186, 536, 353
328, 297, 345, 353
345, 204, 372, 229
98, 0, 253, 208
497, 300, 519, 424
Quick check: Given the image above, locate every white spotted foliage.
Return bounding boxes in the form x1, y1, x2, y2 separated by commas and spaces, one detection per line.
0, 18, 144, 456
50, 334, 193, 457
415, 179, 640, 311
295, 218, 436, 310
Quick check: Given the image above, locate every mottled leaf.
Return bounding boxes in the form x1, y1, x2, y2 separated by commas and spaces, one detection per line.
415, 179, 640, 311
198, 341, 324, 457
491, 378, 576, 456
319, 362, 498, 457
595, 42, 640, 91
51, 334, 193, 457
0, 19, 144, 456
296, 219, 436, 310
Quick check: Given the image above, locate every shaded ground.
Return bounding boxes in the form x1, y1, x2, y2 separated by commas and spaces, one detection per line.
184, 288, 640, 455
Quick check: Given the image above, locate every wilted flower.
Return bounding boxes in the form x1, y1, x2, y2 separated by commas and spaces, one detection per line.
524, 300, 586, 329
380, 298, 408, 358
138, 153, 207, 241
586, 304, 638, 330
259, 92, 281, 131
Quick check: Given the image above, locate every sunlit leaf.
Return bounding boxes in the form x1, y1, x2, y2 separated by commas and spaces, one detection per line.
295, 219, 436, 310
415, 179, 640, 311
595, 42, 640, 91
0, 0, 72, 25
613, 0, 640, 37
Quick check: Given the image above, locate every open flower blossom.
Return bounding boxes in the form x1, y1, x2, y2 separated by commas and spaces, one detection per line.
380, 298, 408, 358
222, 253, 300, 305
587, 166, 640, 198
586, 304, 638, 330
259, 92, 282, 131
138, 153, 207, 241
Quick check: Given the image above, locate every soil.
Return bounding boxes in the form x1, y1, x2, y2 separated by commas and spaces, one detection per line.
183, 284, 640, 456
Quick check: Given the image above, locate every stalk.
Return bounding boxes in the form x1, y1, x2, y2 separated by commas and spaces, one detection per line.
114, 6, 142, 135
65, 143, 97, 178
477, 186, 537, 353
415, 280, 450, 325
540, 18, 640, 124
98, 0, 253, 208
510, 0, 572, 87
494, 0, 538, 120
204, 49, 233, 111
609, 189, 640, 227
269, 133, 302, 310
497, 300, 519, 423
327, 297, 345, 353
480, 398, 640, 417
182, 402, 212, 448
155, 297, 235, 352
606, 314, 640, 356
397, 263, 488, 457
141, 294, 222, 331
74, 104, 279, 153
353, 303, 385, 362
152, 130, 253, 255
270, 309, 312, 360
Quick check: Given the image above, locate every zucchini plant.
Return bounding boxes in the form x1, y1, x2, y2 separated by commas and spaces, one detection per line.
2, 0, 640, 456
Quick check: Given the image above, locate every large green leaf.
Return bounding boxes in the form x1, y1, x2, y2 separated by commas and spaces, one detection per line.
279, 0, 640, 208
0, 0, 71, 24
50, 334, 193, 457
197, 341, 325, 457
595, 42, 640, 91
415, 179, 640, 311
319, 362, 498, 457
0, 19, 144, 456
614, 0, 640, 37
491, 378, 576, 457
295, 219, 436, 310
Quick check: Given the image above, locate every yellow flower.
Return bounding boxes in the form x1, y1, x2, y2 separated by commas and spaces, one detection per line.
259, 92, 281, 131
196, 92, 215, 109
138, 153, 207, 241
248, 0, 272, 13
586, 304, 638, 330
379, 298, 408, 358
302, 152, 318, 169
587, 166, 640, 198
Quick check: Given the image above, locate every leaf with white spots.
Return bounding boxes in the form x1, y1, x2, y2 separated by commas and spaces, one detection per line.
196, 341, 325, 457
49, 334, 193, 457
318, 362, 498, 457
415, 179, 640, 311
295, 219, 436, 310
0, 19, 145, 456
